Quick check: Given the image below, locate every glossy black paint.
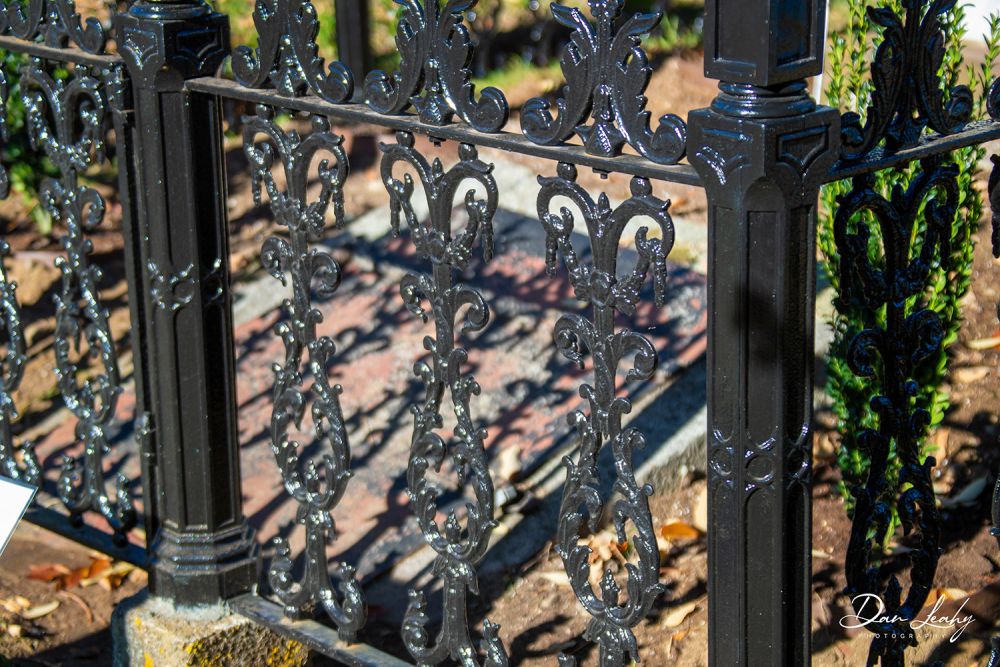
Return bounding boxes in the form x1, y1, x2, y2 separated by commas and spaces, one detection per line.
0, 0, 995, 664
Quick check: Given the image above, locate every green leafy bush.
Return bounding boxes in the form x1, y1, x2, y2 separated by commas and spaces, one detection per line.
820, 1, 1000, 533
0, 49, 60, 234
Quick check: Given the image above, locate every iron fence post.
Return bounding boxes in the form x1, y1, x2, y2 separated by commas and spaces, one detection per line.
689, 1, 839, 664
114, 0, 259, 606
335, 0, 371, 90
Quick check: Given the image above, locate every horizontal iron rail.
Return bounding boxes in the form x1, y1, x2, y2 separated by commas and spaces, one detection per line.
185, 76, 706, 186
230, 594, 412, 667
828, 120, 1000, 181
0, 35, 121, 66
24, 504, 147, 567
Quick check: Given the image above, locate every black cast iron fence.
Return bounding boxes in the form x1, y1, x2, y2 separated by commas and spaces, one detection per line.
0, 0, 997, 665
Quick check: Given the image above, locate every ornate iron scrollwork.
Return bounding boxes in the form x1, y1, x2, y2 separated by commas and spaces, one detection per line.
537, 162, 670, 666
0, 77, 38, 484
364, 0, 509, 133
0, 69, 8, 200
148, 258, 224, 312
243, 105, 365, 639
839, 0, 972, 161
0, 243, 41, 484
988, 77, 1000, 122
986, 153, 1000, 667
990, 154, 1000, 261
232, 0, 354, 104
21, 59, 135, 543
0, 0, 107, 54
990, 475, 1000, 666
520, 0, 686, 164
380, 131, 508, 666
836, 158, 958, 665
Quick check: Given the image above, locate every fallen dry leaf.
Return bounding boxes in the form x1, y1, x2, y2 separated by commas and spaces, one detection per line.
28, 563, 71, 583
952, 366, 991, 384
663, 598, 703, 628
811, 549, 833, 560
692, 486, 708, 533
660, 520, 702, 541
924, 586, 969, 608
495, 446, 522, 483
6, 623, 23, 638
939, 476, 988, 509
21, 600, 59, 620
538, 571, 571, 586
80, 560, 133, 589
966, 335, 1000, 351
57, 590, 93, 624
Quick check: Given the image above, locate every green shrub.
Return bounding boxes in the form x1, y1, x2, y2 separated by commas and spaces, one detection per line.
0, 49, 59, 234
820, 1, 1000, 536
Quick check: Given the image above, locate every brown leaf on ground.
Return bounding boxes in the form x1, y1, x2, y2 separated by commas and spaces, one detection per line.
57, 591, 93, 624
21, 601, 59, 620
660, 520, 702, 540
940, 476, 988, 509
692, 486, 708, 533
662, 598, 703, 628
27, 564, 71, 583
966, 335, 1000, 351
953, 366, 992, 384
80, 560, 133, 590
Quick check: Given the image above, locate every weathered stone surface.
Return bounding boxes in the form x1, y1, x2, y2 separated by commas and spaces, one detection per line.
111, 594, 309, 667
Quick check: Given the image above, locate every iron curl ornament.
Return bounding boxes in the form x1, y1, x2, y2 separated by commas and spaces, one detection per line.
987, 151, 1000, 667
0, 0, 107, 54
835, 158, 958, 666
520, 0, 686, 165
0, 244, 41, 485
537, 162, 670, 666
988, 77, 1000, 123
364, 0, 509, 133
0, 69, 8, 200
839, 0, 972, 161
0, 76, 39, 484
990, 153, 1000, 262
380, 131, 508, 666
232, 0, 354, 104
21, 59, 135, 543
243, 105, 366, 640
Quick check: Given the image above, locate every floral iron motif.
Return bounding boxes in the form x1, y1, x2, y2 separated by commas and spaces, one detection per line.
364, 0, 509, 133
988, 77, 1000, 123
232, 0, 354, 104
0, 0, 107, 54
0, 78, 38, 483
520, 0, 686, 165
985, 152, 1000, 667
990, 475, 1000, 666
21, 59, 135, 543
537, 162, 670, 666
0, 243, 41, 485
990, 154, 1000, 262
836, 158, 958, 666
243, 105, 365, 639
380, 132, 508, 666
0, 69, 8, 200
839, 0, 972, 161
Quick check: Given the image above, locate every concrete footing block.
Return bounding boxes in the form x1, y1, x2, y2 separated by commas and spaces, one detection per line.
111, 593, 310, 667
